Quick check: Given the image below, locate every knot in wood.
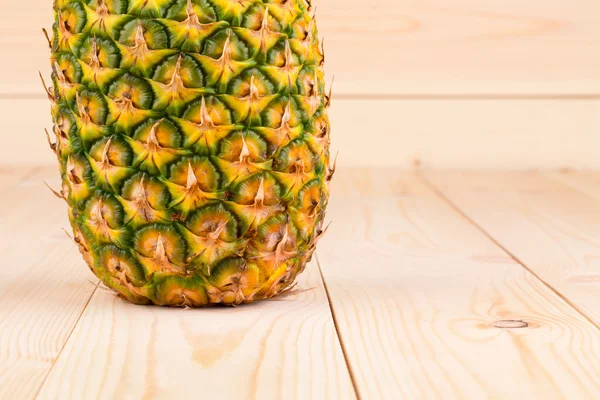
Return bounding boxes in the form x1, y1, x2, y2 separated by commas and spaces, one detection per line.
493, 319, 529, 329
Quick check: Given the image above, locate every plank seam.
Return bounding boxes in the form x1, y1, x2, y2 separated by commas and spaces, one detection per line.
315, 253, 362, 400
19, 166, 43, 182
417, 173, 600, 332
33, 280, 100, 399
545, 172, 600, 203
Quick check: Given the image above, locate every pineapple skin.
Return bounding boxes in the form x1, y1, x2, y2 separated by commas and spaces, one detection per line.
46, 0, 332, 306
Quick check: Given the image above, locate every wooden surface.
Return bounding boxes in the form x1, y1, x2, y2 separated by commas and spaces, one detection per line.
3, 167, 600, 399
424, 171, 600, 328
2, 0, 600, 168
37, 261, 354, 400
320, 169, 600, 399
0, 167, 99, 400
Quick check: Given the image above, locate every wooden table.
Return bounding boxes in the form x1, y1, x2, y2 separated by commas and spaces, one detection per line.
2, 166, 600, 399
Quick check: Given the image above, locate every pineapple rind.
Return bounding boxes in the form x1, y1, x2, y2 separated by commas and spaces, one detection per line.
48, 0, 331, 306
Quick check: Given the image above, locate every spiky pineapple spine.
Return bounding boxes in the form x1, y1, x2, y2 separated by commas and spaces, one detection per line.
44, 0, 333, 306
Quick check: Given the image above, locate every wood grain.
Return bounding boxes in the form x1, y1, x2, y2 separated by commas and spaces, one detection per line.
4, 0, 600, 95
4, 98, 600, 169
424, 171, 600, 328
0, 167, 99, 400
326, 98, 600, 169
317, 168, 600, 399
36, 262, 355, 399
317, 0, 600, 95
0, 166, 37, 188
0, 99, 54, 166
549, 171, 600, 201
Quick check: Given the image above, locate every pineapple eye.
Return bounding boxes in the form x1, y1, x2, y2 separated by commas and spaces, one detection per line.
77, 36, 121, 68
118, 19, 169, 49
127, 0, 173, 18
84, 194, 125, 230
240, 4, 276, 30
266, 40, 297, 67
63, 154, 92, 201
218, 131, 267, 162
59, 3, 87, 34
232, 173, 281, 206
311, 112, 329, 137
93, 0, 128, 14
153, 275, 209, 307
296, 67, 322, 96
208, 258, 252, 286
203, 30, 249, 61
134, 224, 187, 265
290, 17, 311, 40
164, 0, 217, 22
52, 107, 80, 154
76, 90, 109, 125
186, 203, 238, 241
99, 245, 147, 285
107, 74, 155, 110
152, 54, 205, 89
208, 0, 254, 24
128, 119, 189, 177
240, 6, 263, 30
181, 96, 233, 125
295, 179, 322, 213
254, 214, 297, 253
133, 118, 182, 148
64, 154, 89, 183
54, 53, 82, 84
274, 139, 315, 173
168, 157, 221, 192
261, 97, 301, 128
228, 69, 274, 97
89, 135, 133, 167
121, 173, 171, 210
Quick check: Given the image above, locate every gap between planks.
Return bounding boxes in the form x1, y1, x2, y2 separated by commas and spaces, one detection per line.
418, 173, 600, 333
316, 253, 362, 400
32, 281, 100, 400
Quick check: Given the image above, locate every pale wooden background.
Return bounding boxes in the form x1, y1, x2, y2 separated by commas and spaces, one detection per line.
2, 0, 599, 168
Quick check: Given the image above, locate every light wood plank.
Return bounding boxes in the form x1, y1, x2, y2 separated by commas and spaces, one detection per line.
36, 263, 355, 400
549, 171, 600, 201
5, 0, 600, 95
326, 98, 600, 169
318, 0, 600, 95
4, 98, 600, 169
318, 168, 600, 399
0, 166, 37, 189
424, 171, 600, 328
1, 99, 54, 166
0, 166, 99, 400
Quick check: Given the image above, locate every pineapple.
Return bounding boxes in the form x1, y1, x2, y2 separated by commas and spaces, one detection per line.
44, 0, 332, 306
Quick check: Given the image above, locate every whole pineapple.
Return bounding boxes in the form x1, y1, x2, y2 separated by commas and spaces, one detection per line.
45, 0, 332, 306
